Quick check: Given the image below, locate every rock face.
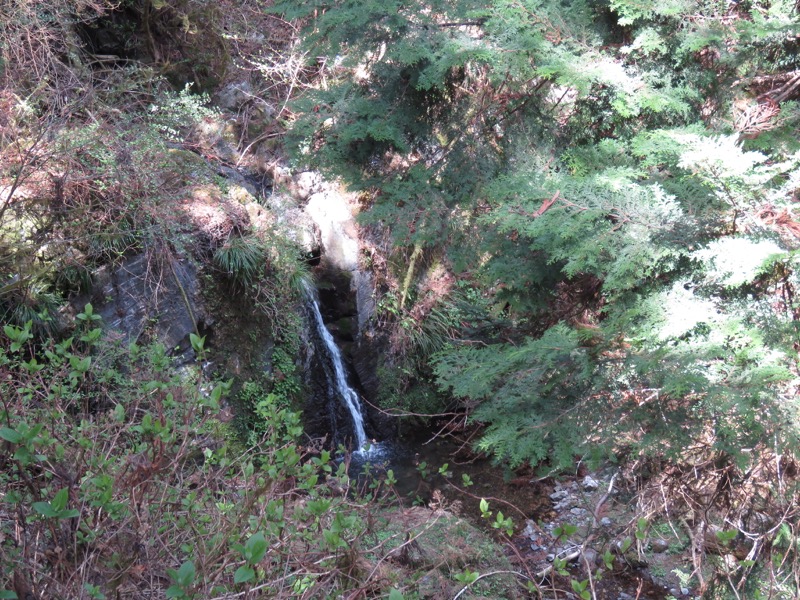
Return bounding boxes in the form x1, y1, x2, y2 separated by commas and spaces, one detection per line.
304, 189, 361, 273
298, 179, 390, 440
84, 253, 208, 359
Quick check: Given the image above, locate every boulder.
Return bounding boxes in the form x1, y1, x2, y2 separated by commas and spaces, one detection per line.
83, 253, 208, 358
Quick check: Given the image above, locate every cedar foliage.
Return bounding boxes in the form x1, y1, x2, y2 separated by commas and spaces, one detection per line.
275, 0, 800, 470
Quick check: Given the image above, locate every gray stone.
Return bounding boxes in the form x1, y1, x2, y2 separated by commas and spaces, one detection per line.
216, 81, 253, 111
522, 520, 538, 539
550, 489, 570, 501
582, 475, 600, 491
650, 538, 669, 553
570, 507, 588, 517
618, 593, 634, 600
600, 517, 613, 527
554, 495, 577, 511
85, 254, 207, 355
580, 548, 598, 568
294, 171, 322, 201
681, 588, 690, 596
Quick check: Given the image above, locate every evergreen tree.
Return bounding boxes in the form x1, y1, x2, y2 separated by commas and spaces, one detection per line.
273, 0, 800, 469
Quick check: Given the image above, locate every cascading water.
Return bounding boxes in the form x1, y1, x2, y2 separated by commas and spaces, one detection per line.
304, 284, 369, 452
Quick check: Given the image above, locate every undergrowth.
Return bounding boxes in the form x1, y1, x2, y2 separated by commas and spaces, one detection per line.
0, 308, 417, 599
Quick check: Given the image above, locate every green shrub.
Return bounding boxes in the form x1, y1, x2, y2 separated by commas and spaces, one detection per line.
0, 306, 408, 599
213, 234, 265, 287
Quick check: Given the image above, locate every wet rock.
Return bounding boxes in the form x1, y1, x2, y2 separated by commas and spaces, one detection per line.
600, 517, 613, 527
550, 489, 570, 501
570, 507, 588, 517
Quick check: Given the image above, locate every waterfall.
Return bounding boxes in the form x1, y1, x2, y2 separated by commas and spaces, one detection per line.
304, 285, 369, 452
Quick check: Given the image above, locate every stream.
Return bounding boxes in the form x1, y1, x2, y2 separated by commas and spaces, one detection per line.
304, 280, 550, 518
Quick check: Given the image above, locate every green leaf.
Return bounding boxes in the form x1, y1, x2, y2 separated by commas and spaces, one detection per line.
0, 591, 18, 599
77, 303, 101, 321
234, 565, 255, 584
454, 569, 479, 584
388, 589, 404, 600
189, 333, 206, 354
165, 585, 185, 599
51, 487, 69, 512
603, 549, 614, 569
80, 328, 103, 343
69, 355, 92, 373
306, 498, 332, 517
715, 529, 738, 544
243, 531, 268, 563
170, 560, 196, 588
32, 501, 58, 518
571, 579, 588, 593
0, 427, 22, 444
479, 498, 490, 516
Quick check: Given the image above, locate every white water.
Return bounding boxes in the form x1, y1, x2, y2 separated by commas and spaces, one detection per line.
305, 287, 369, 452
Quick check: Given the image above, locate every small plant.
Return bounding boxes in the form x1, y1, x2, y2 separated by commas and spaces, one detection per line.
454, 569, 479, 585
479, 498, 514, 536
233, 531, 268, 584
166, 560, 196, 599
213, 234, 265, 287
570, 578, 591, 600
32, 488, 80, 520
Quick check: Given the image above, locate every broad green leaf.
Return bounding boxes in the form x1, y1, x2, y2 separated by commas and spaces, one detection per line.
32, 501, 58, 518
0, 428, 22, 444
234, 565, 255, 584
51, 487, 69, 512
244, 531, 268, 563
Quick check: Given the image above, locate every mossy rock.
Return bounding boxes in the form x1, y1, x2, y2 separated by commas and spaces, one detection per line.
371, 507, 522, 599
227, 184, 257, 205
